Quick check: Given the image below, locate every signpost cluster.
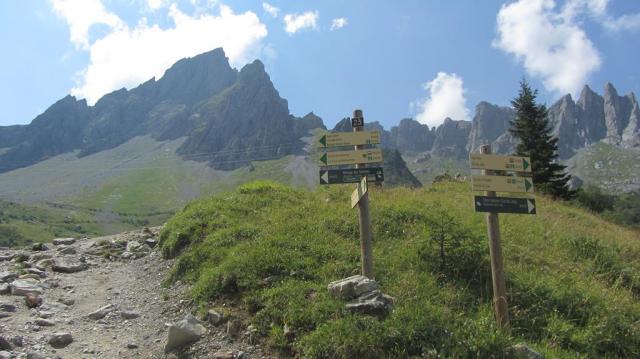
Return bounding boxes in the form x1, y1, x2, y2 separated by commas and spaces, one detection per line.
318, 109, 384, 278
470, 145, 536, 330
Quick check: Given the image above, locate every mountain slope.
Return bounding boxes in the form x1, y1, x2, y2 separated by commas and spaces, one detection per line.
159, 180, 640, 358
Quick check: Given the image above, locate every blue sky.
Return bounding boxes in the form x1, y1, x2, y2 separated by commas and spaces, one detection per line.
1, 0, 639, 129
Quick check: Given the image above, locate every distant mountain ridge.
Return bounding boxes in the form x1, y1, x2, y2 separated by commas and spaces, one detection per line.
0, 48, 320, 172
0, 48, 638, 192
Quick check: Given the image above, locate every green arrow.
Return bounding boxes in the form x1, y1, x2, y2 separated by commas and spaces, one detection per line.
320, 153, 327, 165
524, 178, 533, 192
523, 158, 530, 171
319, 135, 326, 147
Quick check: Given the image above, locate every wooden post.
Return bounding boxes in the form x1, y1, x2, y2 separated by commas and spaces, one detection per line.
480, 144, 510, 331
353, 109, 374, 278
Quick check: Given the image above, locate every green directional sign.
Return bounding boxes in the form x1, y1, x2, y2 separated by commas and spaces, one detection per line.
474, 196, 536, 214
471, 175, 534, 193
469, 154, 531, 173
319, 149, 383, 166
320, 167, 384, 185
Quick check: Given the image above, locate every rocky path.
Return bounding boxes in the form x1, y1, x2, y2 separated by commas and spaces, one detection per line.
0, 228, 267, 359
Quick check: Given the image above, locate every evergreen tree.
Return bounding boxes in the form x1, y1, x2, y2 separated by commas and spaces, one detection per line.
509, 79, 574, 199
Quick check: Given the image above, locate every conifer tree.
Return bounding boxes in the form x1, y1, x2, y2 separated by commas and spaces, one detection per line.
509, 79, 574, 199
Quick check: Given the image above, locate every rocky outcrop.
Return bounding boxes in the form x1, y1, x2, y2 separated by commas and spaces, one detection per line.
431, 118, 472, 159
389, 118, 435, 153
467, 101, 515, 153
328, 275, 394, 317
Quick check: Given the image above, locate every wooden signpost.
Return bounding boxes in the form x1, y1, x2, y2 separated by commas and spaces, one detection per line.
319, 167, 384, 185
319, 148, 384, 166
317, 109, 382, 279
318, 131, 381, 148
470, 146, 536, 331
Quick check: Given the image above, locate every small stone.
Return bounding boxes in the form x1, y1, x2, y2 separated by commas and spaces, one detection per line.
9, 279, 43, 296
31, 243, 49, 251
206, 309, 224, 325
10, 336, 22, 347
145, 238, 157, 248
0, 313, 10, 319
0, 336, 11, 350
88, 304, 117, 320
52, 256, 87, 273
226, 318, 242, 337
18, 274, 41, 281
126, 342, 138, 349
0, 284, 9, 295
345, 290, 394, 316
327, 275, 380, 300
164, 314, 206, 353
35, 318, 56, 327
26, 353, 46, 359
25, 294, 43, 308
48, 332, 73, 348
52, 238, 76, 246
120, 310, 140, 320
212, 350, 235, 359
0, 272, 16, 283
0, 350, 12, 359
57, 246, 76, 255
0, 303, 16, 312
25, 268, 46, 278
57, 297, 75, 306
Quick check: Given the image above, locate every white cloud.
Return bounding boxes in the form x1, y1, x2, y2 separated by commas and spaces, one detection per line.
262, 2, 279, 18
67, 3, 267, 104
330, 17, 347, 31
146, 0, 170, 11
283, 11, 318, 34
493, 0, 601, 96
414, 72, 470, 128
50, 0, 124, 49
603, 12, 640, 32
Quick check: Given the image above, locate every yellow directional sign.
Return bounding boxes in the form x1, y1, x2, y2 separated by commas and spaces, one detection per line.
319, 148, 383, 166
318, 131, 380, 147
471, 175, 534, 193
351, 176, 368, 208
469, 154, 531, 172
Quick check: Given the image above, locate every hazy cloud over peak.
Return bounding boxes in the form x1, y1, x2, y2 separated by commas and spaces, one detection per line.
414, 72, 470, 128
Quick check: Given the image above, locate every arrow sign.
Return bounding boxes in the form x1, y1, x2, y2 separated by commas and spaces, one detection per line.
471, 175, 534, 193
319, 148, 383, 166
351, 176, 368, 208
319, 167, 384, 185
469, 154, 532, 173
474, 196, 536, 214
318, 131, 380, 148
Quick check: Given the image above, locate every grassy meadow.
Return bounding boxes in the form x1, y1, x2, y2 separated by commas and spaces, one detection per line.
159, 180, 640, 358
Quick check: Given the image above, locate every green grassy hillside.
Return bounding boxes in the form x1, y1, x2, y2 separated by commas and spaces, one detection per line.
0, 199, 100, 247
159, 181, 640, 358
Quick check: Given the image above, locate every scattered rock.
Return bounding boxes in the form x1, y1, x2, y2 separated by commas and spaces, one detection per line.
35, 318, 56, 327
508, 343, 544, 359
0, 336, 11, 350
0, 303, 16, 312
0, 284, 9, 295
56, 246, 76, 255
121, 310, 140, 320
126, 241, 143, 252
57, 297, 75, 306
18, 274, 41, 281
164, 314, 206, 353
328, 275, 380, 300
52, 256, 87, 273
31, 243, 48, 251
0, 350, 11, 359
0, 272, 16, 283
0, 312, 10, 319
145, 238, 157, 248
213, 349, 235, 359
26, 353, 46, 359
9, 279, 43, 297
9, 337, 22, 347
346, 290, 394, 316
126, 342, 138, 349
226, 318, 242, 337
88, 304, 117, 320
52, 238, 76, 246
25, 268, 46, 278
206, 309, 224, 325
25, 294, 43, 308
48, 332, 73, 348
